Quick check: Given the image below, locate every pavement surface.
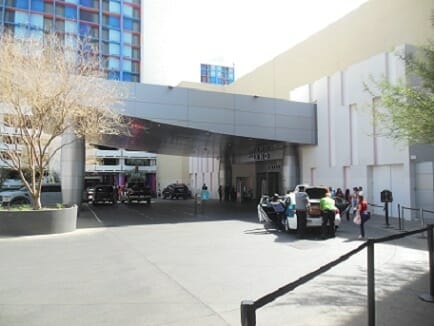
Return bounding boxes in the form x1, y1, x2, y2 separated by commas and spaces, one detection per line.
0, 199, 433, 326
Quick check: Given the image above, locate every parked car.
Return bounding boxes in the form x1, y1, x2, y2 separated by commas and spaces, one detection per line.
257, 186, 341, 233
0, 184, 62, 207
125, 178, 152, 204
162, 183, 191, 199
91, 184, 117, 205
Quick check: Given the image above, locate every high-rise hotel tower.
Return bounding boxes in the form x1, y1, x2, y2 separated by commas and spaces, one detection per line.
0, 0, 141, 82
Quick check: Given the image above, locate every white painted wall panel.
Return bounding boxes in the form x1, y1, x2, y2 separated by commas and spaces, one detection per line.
298, 46, 413, 214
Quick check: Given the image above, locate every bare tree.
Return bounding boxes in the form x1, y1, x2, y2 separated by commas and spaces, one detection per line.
0, 33, 126, 209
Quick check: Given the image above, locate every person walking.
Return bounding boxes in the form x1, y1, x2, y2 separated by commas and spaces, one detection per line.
356, 194, 370, 239
320, 191, 337, 239
295, 185, 310, 238
218, 185, 223, 203
335, 188, 344, 198
351, 187, 359, 217
344, 188, 351, 221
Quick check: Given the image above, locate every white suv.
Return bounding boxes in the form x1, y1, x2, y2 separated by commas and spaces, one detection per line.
0, 184, 62, 207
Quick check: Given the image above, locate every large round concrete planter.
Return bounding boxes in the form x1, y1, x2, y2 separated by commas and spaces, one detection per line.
0, 205, 78, 236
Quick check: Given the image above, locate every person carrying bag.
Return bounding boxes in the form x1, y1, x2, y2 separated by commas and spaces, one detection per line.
355, 195, 370, 239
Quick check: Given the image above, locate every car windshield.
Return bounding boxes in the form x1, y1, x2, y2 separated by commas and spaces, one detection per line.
129, 183, 145, 190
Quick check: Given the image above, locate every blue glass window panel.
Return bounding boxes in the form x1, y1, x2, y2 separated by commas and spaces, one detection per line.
80, 0, 92, 7
79, 22, 91, 36
123, 5, 133, 17
15, 12, 29, 25
109, 29, 120, 42
65, 0, 78, 3
31, 0, 44, 12
122, 72, 132, 81
123, 60, 132, 72
210, 77, 217, 84
108, 58, 119, 70
108, 71, 120, 80
65, 7, 77, 19
123, 32, 132, 44
30, 14, 43, 29
109, 1, 121, 13
65, 21, 76, 34
123, 18, 133, 30
16, 0, 29, 9
108, 16, 120, 29
109, 43, 120, 56
123, 45, 132, 58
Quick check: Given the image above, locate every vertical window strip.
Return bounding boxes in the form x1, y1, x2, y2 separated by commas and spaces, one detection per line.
349, 103, 358, 165
372, 97, 381, 165
327, 76, 335, 167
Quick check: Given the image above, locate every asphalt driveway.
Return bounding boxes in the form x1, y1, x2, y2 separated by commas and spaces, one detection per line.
0, 199, 433, 325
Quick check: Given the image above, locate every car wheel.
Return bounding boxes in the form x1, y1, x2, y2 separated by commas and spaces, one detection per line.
11, 197, 30, 206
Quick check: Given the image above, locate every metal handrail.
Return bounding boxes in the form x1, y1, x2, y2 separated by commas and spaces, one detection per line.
241, 224, 434, 326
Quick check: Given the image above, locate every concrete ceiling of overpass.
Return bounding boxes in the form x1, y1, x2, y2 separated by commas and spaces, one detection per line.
97, 115, 288, 158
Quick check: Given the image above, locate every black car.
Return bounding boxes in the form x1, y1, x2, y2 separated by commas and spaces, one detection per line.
162, 183, 191, 200
125, 179, 152, 204
92, 185, 117, 205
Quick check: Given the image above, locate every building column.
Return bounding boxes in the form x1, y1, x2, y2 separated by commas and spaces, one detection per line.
61, 130, 85, 206
282, 143, 298, 192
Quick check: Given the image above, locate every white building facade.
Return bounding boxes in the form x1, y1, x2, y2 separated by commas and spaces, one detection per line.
291, 45, 434, 217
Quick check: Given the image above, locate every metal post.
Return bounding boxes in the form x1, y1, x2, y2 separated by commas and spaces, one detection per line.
420, 208, 425, 228
240, 300, 256, 326
419, 208, 426, 239
384, 202, 389, 227
367, 239, 376, 326
194, 193, 198, 216
419, 224, 434, 303
401, 205, 405, 231
398, 204, 401, 230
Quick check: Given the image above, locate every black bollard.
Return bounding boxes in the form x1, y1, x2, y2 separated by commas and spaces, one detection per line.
384, 202, 389, 227
240, 300, 256, 326
419, 224, 434, 303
